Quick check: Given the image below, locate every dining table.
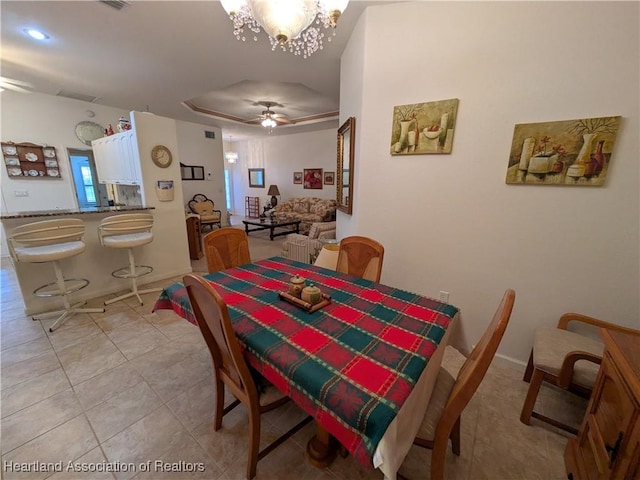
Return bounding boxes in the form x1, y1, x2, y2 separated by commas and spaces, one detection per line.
153, 256, 459, 479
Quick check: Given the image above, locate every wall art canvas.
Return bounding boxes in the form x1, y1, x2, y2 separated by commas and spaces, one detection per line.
324, 171, 335, 185
390, 98, 459, 155
303, 168, 323, 189
505, 116, 621, 186
293, 171, 302, 184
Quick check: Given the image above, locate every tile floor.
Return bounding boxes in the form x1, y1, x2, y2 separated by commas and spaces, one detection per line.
1, 233, 585, 479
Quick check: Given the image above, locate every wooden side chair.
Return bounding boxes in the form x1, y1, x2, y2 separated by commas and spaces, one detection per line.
519, 313, 640, 434
411, 289, 516, 480
183, 274, 312, 480
336, 235, 385, 282
188, 193, 222, 232
203, 228, 251, 273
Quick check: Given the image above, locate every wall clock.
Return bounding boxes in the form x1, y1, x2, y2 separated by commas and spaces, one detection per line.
75, 120, 105, 146
151, 145, 173, 168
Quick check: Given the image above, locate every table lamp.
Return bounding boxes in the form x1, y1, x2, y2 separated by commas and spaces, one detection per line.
313, 243, 340, 270
268, 185, 281, 207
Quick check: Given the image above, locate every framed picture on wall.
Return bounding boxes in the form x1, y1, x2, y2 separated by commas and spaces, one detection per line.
293, 171, 302, 184
323, 171, 335, 185
303, 168, 323, 189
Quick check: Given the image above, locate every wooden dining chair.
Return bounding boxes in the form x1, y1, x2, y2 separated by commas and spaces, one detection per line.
410, 289, 515, 480
519, 313, 640, 434
183, 274, 312, 480
203, 228, 251, 273
335, 235, 385, 282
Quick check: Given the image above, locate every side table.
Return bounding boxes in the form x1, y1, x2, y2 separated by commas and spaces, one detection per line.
186, 215, 203, 260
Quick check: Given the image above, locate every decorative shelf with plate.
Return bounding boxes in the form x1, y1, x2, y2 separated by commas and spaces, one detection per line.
2, 142, 61, 179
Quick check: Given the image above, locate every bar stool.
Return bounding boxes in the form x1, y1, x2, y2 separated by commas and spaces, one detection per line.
8, 218, 105, 332
98, 213, 162, 306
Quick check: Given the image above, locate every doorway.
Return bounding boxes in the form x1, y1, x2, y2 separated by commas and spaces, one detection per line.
67, 148, 109, 208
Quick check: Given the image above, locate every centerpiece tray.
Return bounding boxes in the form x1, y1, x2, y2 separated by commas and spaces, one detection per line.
278, 291, 331, 313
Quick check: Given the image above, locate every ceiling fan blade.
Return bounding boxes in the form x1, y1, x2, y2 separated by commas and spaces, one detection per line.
0, 77, 33, 93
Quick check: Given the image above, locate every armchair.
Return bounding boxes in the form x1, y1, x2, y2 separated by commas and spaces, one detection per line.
281, 221, 336, 263
520, 313, 640, 434
188, 194, 221, 233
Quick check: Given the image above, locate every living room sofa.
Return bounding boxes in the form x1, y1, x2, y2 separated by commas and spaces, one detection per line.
271, 197, 337, 235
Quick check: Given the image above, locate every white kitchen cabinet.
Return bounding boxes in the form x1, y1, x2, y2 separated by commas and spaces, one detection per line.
92, 130, 142, 185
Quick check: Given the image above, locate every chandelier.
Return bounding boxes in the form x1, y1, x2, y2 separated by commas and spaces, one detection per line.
220, 0, 350, 58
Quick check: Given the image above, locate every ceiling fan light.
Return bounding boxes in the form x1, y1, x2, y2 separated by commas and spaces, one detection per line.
261, 117, 277, 128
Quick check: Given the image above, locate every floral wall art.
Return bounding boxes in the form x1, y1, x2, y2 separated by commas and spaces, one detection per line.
390, 98, 459, 155
303, 168, 323, 189
505, 116, 621, 186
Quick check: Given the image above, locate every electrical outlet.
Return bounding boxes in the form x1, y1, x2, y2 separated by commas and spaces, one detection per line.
439, 291, 449, 303
14, 190, 28, 197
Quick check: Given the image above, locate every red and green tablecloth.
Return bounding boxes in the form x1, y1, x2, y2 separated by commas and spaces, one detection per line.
153, 256, 458, 468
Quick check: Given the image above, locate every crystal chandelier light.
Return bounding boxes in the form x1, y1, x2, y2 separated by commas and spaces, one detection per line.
225, 136, 238, 163
220, 0, 349, 58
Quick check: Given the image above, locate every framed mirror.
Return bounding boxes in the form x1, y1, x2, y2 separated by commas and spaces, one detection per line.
248, 168, 265, 188
337, 117, 355, 214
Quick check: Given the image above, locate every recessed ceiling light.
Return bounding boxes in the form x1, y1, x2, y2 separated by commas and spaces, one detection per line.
24, 28, 49, 41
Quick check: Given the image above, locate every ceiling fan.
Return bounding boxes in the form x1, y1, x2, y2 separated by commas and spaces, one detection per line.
0, 76, 33, 94
245, 101, 294, 131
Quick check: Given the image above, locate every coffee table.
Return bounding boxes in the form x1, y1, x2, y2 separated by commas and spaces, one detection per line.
242, 217, 300, 241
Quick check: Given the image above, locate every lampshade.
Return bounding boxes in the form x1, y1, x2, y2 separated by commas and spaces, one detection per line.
267, 185, 280, 196
313, 243, 340, 270
220, 0, 349, 58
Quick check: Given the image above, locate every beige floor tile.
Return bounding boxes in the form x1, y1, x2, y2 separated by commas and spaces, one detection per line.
44, 314, 105, 351
105, 320, 169, 360
142, 311, 198, 339
0, 336, 53, 368
132, 435, 223, 480
94, 308, 143, 334
1, 367, 71, 418
1, 350, 61, 391
1, 389, 83, 454
47, 447, 116, 480
101, 406, 195, 480
1, 317, 46, 350
73, 363, 144, 410
1, 414, 98, 480
165, 378, 216, 432
56, 333, 127, 385
86, 381, 163, 442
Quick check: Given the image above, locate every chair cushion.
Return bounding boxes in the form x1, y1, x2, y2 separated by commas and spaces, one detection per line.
13, 240, 86, 263
415, 367, 455, 442
102, 232, 153, 249
308, 221, 336, 239
192, 202, 215, 216
533, 327, 604, 388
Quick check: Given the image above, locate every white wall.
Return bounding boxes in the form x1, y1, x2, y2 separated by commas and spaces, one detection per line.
176, 121, 226, 213
340, 2, 640, 363
229, 129, 337, 215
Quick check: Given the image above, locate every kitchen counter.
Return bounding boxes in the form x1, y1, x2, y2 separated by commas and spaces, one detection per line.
1, 205, 191, 316
0, 205, 154, 220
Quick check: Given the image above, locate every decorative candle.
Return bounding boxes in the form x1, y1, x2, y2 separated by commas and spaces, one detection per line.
518, 137, 535, 171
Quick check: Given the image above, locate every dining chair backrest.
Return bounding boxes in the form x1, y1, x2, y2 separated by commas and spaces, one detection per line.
203, 228, 251, 273
413, 289, 515, 480
446, 289, 515, 417
183, 274, 257, 402
336, 235, 385, 282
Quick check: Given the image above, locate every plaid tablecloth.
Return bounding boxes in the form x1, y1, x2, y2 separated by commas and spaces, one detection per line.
153, 257, 458, 468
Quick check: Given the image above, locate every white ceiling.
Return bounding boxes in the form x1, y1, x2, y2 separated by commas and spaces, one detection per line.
0, 0, 383, 141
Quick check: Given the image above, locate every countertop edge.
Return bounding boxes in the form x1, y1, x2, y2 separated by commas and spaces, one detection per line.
1, 206, 155, 220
